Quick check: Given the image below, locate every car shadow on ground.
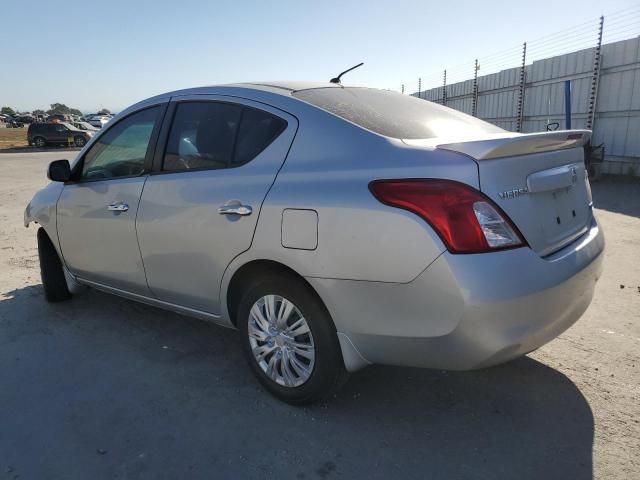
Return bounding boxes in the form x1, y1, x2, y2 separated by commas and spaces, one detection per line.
592, 178, 640, 218
0, 285, 594, 480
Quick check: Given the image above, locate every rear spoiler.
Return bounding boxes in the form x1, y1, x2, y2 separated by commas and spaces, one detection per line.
436, 130, 591, 160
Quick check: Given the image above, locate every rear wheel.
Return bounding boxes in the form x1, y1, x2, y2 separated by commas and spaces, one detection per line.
237, 273, 347, 405
74, 135, 86, 147
33, 136, 46, 148
37, 228, 71, 303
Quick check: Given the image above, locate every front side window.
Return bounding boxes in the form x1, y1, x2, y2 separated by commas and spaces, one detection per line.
81, 107, 160, 180
163, 102, 286, 172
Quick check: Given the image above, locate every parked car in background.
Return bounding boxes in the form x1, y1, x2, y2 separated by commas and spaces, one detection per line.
25, 82, 604, 404
15, 115, 36, 124
27, 122, 94, 148
85, 114, 111, 129
2, 116, 23, 128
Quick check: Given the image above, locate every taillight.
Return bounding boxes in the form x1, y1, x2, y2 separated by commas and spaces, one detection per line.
369, 179, 525, 254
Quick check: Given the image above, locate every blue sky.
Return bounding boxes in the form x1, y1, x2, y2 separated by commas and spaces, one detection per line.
1, 0, 637, 112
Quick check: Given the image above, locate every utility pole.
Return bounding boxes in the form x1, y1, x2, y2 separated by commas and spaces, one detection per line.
418, 78, 422, 99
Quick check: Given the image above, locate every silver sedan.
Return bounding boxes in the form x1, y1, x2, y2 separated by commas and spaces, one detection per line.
25, 82, 604, 404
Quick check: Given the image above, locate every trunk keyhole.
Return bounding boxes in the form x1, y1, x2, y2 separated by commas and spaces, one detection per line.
572, 210, 576, 217
556, 216, 561, 225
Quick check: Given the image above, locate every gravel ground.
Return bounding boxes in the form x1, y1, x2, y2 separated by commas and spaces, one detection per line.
0, 151, 638, 480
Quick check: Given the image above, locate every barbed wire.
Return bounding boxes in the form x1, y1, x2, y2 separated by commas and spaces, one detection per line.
403, 5, 639, 95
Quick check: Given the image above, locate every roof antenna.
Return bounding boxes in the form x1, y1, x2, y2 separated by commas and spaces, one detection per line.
330, 62, 364, 84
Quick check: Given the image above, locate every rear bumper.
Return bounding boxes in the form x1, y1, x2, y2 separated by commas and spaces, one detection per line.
308, 217, 604, 371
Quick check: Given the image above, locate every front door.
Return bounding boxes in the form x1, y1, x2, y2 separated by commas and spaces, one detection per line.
57, 105, 164, 295
136, 96, 297, 313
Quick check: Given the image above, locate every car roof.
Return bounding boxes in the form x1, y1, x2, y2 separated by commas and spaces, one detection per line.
119, 81, 369, 120
150, 81, 347, 101
234, 81, 344, 93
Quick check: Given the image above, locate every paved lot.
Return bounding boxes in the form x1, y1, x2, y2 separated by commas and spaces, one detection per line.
1, 151, 639, 479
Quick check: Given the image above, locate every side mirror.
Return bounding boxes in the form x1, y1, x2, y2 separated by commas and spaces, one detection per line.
47, 159, 71, 182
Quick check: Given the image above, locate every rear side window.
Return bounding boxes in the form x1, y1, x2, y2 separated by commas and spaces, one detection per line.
163, 102, 286, 172
293, 87, 504, 139
163, 102, 242, 171
232, 108, 286, 167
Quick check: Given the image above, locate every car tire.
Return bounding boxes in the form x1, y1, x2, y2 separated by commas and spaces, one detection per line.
34, 136, 46, 148
37, 228, 71, 303
237, 272, 348, 405
74, 135, 86, 148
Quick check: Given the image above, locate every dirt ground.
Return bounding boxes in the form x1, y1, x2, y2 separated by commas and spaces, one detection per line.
0, 127, 81, 152
0, 127, 28, 150
0, 151, 638, 479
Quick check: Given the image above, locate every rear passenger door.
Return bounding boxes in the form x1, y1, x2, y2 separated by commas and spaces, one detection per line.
52, 124, 70, 144
136, 96, 297, 314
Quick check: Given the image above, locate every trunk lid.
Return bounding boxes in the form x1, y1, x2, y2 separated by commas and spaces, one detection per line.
410, 130, 593, 257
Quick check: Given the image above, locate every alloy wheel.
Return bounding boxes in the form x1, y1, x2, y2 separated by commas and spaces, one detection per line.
248, 294, 315, 387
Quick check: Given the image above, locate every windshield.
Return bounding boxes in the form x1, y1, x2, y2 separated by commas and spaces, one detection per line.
293, 87, 504, 140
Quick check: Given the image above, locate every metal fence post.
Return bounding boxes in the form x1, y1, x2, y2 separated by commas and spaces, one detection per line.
586, 16, 604, 130
442, 70, 447, 105
564, 80, 572, 129
516, 42, 527, 132
418, 78, 422, 99
472, 59, 479, 116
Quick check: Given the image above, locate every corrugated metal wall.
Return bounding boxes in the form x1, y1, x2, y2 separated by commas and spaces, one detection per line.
416, 37, 640, 175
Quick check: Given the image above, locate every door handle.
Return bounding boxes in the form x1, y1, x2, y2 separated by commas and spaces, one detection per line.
107, 202, 129, 212
218, 203, 252, 216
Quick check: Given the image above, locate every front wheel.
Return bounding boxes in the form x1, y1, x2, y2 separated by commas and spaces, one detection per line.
74, 135, 86, 147
237, 273, 347, 405
37, 228, 71, 302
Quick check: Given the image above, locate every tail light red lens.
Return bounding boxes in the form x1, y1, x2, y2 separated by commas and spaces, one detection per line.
369, 179, 526, 254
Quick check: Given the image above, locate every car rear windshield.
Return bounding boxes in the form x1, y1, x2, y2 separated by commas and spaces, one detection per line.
292, 87, 504, 139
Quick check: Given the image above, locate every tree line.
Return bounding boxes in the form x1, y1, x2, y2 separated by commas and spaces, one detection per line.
1, 104, 111, 116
